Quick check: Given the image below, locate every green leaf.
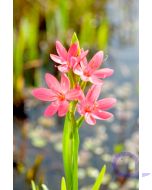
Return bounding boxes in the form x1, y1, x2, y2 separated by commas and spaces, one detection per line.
41, 184, 49, 190
55, 0, 68, 41
31, 180, 37, 190
97, 19, 109, 50
92, 165, 106, 190
80, 12, 96, 46
61, 177, 67, 190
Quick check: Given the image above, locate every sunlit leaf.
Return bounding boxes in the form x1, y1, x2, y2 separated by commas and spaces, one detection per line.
42, 184, 49, 190
97, 19, 109, 50
80, 12, 96, 46
55, 0, 68, 41
92, 165, 106, 190
31, 180, 37, 190
61, 177, 67, 190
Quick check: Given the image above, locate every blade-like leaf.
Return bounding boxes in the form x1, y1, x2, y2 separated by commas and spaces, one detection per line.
97, 19, 109, 50
61, 177, 67, 190
92, 165, 106, 190
31, 180, 37, 190
41, 184, 49, 190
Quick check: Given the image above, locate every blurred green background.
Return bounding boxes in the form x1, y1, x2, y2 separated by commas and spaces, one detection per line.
14, 0, 138, 190
13, 0, 109, 105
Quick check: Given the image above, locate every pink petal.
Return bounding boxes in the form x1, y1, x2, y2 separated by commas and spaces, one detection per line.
85, 113, 96, 125
50, 54, 63, 64
93, 110, 113, 120
77, 104, 84, 115
79, 49, 88, 68
56, 41, 67, 60
32, 88, 57, 101
80, 58, 88, 69
78, 50, 89, 62
45, 73, 61, 92
58, 64, 69, 73
66, 86, 84, 101
73, 63, 83, 75
44, 102, 59, 117
61, 73, 70, 93
58, 100, 69, 117
80, 74, 90, 81
93, 68, 114, 78
68, 43, 78, 58
69, 57, 77, 68
86, 85, 102, 103
88, 51, 104, 71
97, 98, 117, 110
89, 75, 104, 85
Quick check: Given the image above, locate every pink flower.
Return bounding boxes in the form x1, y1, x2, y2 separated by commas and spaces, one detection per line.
74, 51, 114, 84
50, 41, 88, 72
77, 85, 116, 125
32, 73, 81, 117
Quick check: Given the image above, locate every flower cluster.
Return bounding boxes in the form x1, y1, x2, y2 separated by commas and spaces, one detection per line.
32, 37, 116, 125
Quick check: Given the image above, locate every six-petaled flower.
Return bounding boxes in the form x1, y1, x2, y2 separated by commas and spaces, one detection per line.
32, 73, 81, 117
74, 51, 113, 84
50, 41, 88, 73
77, 85, 116, 125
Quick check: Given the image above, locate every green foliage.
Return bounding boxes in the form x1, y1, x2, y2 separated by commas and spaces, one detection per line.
14, 0, 109, 103
80, 12, 96, 47
61, 177, 67, 190
31, 180, 39, 190
13, 18, 27, 102
26, 12, 39, 60
97, 19, 109, 50
31, 181, 49, 190
92, 165, 106, 190
41, 184, 49, 190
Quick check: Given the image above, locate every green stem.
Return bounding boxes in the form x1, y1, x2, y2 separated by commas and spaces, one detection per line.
62, 112, 73, 190
63, 99, 84, 190
76, 116, 84, 128
80, 81, 87, 91
63, 67, 85, 190
72, 124, 79, 190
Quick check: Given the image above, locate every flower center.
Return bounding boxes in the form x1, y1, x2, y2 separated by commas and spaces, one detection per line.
84, 105, 92, 113
84, 70, 90, 77
58, 93, 65, 101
